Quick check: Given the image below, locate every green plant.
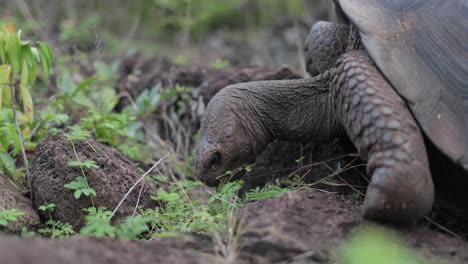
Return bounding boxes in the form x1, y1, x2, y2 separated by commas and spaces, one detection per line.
64, 176, 97, 199
115, 215, 154, 240
246, 185, 289, 202
63, 128, 97, 202
68, 160, 99, 169
149, 178, 242, 236
80, 207, 115, 238
0, 25, 52, 191
0, 208, 25, 226
38, 202, 56, 212
208, 181, 242, 209
38, 219, 75, 239
20, 226, 35, 238
0, 113, 20, 176
340, 227, 423, 264
45, 60, 153, 161
80, 206, 154, 240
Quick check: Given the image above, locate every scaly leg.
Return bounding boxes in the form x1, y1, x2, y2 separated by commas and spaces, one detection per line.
304, 21, 350, 76
332, 50, 434, 223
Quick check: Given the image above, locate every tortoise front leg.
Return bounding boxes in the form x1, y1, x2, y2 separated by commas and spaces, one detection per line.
333, 50, 434, 223
304, 21, 349, 76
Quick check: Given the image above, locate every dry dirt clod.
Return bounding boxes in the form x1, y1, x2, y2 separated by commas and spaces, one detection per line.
0, 234, 228, 264
236, 190, 468, 263
30, 132, 157, 229
0, 174, 40, 233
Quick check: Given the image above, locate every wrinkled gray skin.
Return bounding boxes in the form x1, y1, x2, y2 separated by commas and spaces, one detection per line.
196, 20, 434, 223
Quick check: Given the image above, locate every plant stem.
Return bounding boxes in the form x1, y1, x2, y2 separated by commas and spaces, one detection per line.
68, 140, 95, 208
10, 77, 33, 200
109, 154, 169, 221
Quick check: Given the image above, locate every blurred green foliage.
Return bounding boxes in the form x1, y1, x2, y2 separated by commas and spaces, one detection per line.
340, 227, 424, 264
2, 0, 307, 54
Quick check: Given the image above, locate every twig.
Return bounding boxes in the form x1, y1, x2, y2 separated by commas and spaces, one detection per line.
108, 153, 169, 221
10, 78, 33, 200
131, 179, 145, 218
424, 216, 462, 240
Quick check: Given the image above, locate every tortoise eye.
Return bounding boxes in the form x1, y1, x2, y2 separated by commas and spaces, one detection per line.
208, 152, 221, 169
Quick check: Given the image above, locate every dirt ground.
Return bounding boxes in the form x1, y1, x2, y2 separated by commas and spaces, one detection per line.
1, 54, 468, 263
1, 190, 467, 263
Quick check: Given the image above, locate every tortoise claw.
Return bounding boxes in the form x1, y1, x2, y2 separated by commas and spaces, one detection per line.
363, 164, 434, 223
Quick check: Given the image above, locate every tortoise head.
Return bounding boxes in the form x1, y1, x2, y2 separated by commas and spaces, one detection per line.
195, 91, 256, 186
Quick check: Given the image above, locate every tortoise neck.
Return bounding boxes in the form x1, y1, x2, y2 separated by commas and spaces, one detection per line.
231, 75, 344, 154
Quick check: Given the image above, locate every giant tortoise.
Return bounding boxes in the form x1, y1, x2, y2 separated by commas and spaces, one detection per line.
195, 0, 468, 223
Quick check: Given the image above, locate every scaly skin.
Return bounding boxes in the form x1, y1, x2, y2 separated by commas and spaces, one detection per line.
304, 21, 349, 76
196, 75, 343, 186
332, 50, 434, 222
196, 21, 435, 223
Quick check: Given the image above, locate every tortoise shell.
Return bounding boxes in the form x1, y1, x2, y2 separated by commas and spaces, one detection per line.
338, 0, 468, 169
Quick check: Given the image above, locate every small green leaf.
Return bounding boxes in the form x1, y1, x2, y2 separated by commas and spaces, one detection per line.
7, 32, 22, 74
0, 151, 16, 175
30, 47, 40, 62
20, 60, 34, 122
72, 77, 96, 97
39, 203, 56, 212
21, 227, 36, 238
65, 176, 96, 199
74, 189, 82, 199
0, 65, 11, 110
82, 160, 98, 169
9, 125, 21, 156
0, 124, 21, 156
37, 41, 52, 77
40, 42, 53, 63
38, 49, 49, 77
0, 209, 25, 226
1, 78, 12, 108
28, 62, 37, 87
295, 156, 305, 164
64, 127, 91, 141
17, 30, 29, 46
22, 47, 37, 86
0, 42, 6, 63
64, 181, 80, 189
67, 161, 84, 167
22, 45, 34, 68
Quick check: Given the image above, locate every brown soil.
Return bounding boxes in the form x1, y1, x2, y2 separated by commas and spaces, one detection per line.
30, 132, 157, 229
1, 58, 467, 263
240, 138, 364, 194
0, 234, 226, 264
115, 52, 301, 110
0, 190, 466, 264
0, 174, 39, 233
238, 190, 468, 263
